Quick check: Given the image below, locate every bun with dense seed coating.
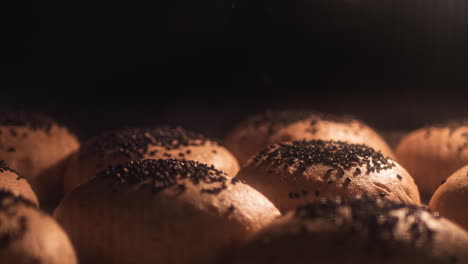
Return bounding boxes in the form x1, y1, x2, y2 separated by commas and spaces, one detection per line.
227, 198, 468, 264
236, 140, 420, 213
56, 159, 279, 264
64, 126, 239, 194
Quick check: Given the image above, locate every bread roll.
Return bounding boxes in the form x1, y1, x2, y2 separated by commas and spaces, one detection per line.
0, 112, 79, 211
0, 190, 77, 264
225, 110, 395, 165
227, 198, 468, 264
64, 126, 239, 194
236, 140, 420, 213
396, 120, 468, 201
429, 165, 468, 231
56, 159, 279, 264
0, 160, 38, 206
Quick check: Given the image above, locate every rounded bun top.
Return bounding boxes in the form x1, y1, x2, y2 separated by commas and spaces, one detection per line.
429, 165, 468, 231
0, 190, 77, 264
57, 158, 279, 264
98, 158, 230, 194
244, 110, 357, 130
0, 160, 38, 206
64, 126, 239, 194
395, 119, 468, 200
251, 140, 395, 173
80, 126, 217, 160
0, 160, 20, 175
294, 198, 432, 243
225, 110, 395, 164
237, 140, 420, 212
0, 111, 59, 132
430, 119, 468, 130
228, 197, 468, 264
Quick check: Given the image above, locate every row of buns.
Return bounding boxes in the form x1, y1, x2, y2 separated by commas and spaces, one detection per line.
0, 110, 467, 263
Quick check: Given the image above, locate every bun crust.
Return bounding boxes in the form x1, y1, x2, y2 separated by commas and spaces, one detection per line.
396, 121, 468, 200
0, 112, 79, 210
236, 140, 420, 213
228, 198, 468, 264
64, 127, 239, 194
56, 159, 279, 264
0, 191, 77, 264
0, 161, 38, 206
429, 165, 468, 231
225, 111, 395, 165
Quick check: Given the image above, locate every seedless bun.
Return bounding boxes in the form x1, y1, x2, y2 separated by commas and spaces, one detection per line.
0, 191, 77, 264
0, 160, 38, 206
56, 159, 280, 264
64, 126, 239, 194
225, 110, 395, 165
227, 198, 468, 264
429, 165, 468, 231
396, 120, 468, 201
0, 112, 79, 210
236, 140, 420, 213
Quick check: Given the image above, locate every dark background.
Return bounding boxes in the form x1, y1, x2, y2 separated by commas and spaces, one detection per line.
2, 0, 467, 140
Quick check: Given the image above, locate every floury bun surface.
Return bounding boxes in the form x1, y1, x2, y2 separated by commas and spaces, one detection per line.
56, 159, 279, 264
0, 112, 79, 211
227, 198, 468, 264
225, 110, 395, 165
396, 120, 468, 201
0, 191, 77, 264
64, 126, 239, 194
430, 165, 468, 231
236, 140, 420, 213
0, 160, 38, 206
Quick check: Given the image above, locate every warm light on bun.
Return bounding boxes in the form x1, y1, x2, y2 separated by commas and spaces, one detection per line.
236, 140, 420, 213
396, 120, 468, 201
0, 190, 77, 264
0, 111, 79, 210
227, 198, 468, 264
225, 110, 395, 165
64, 126, 239, 194
429, 165, 468, 231
0, 160, 38, 206
56, 159, 279, 264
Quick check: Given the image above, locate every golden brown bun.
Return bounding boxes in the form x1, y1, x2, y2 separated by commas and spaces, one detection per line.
0, 191, 77, 264
225, 110, 395, 165
396, 120, 468, 201
236, 140, 420, 213
0, 160, 38, 206
0, 112, 79, 211
227, 198, 468, 264
64, 127, 239, 194
56, 159, 280, 264
429, 165, 468, 231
